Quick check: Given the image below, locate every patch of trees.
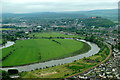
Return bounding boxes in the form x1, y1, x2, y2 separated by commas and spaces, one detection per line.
2, 71, 11, 80
2, 25, 16, 28
8, 69, 19, 75
53, 27, 77, 32
38, 52, 41, 60
1, 39, 7, 46
1, 49, 16, 61
2, 31, 29, 42
85, 35, 110, 60
113, 42, 120, 50
2, 34, 17, 42
56, 37, 64, 39
52, 40, 61, 45
85, 35, 104, 48
82, 18, 115, 27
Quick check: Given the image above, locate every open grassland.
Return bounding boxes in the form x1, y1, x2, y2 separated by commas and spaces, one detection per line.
21, 43, 110, 78
0, 28, 14, 31
29, 32, 84, 39
0, 32, 2, 44
2, 39, 90, 67
0, 39, 2, 44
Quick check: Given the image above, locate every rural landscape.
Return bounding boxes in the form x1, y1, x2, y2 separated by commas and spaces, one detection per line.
0, 0, 120, 80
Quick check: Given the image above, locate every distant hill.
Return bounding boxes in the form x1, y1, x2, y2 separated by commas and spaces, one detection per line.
82, 9, 118, 21
81, 17, 115, 27
63, 9, 118, 21
2, 12, 87, 19
2, 9, 118, 21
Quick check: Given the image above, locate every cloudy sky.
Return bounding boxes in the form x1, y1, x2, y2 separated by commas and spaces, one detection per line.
1, 0, 119, 13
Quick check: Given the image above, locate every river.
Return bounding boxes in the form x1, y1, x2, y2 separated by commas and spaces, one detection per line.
0, 41, 15, 49
0, 39, 100, 72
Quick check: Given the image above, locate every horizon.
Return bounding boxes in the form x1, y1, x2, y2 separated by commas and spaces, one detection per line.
1, 8, 118, 14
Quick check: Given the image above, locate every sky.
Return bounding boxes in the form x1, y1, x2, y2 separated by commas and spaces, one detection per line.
1, 0, 119, 13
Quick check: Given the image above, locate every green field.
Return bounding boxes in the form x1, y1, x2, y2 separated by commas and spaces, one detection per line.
0, 39, 2, 44
29, 32, 84, 39
2, 39, 90, 66
21, 43, 110, 78
0, 32, 2, 44
0, 28, 14, 31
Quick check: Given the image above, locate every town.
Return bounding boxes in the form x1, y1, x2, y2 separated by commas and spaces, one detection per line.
1, 14, 119, 79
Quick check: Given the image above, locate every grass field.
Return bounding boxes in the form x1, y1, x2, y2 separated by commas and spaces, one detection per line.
0, 32, 2, 44
0, 39, 2, 44
29, 32, 84, 39
21, 43, 110, 78
2, 39, 90, 66
0, 28, 14, 31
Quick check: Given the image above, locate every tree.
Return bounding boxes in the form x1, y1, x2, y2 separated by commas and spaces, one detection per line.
2, 71, 11, 80
8, 69, 19, 75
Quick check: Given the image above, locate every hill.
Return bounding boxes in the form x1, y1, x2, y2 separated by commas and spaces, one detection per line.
2, 9, 118, 21
2, 12, 87, 19
62, 9, 118, 21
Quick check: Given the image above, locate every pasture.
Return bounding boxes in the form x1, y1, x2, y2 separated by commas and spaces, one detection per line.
28, 32, 84, 39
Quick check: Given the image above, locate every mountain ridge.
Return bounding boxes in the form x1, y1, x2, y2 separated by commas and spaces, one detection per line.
2, 9, 118, 21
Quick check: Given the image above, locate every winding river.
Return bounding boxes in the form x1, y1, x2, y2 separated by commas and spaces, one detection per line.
0, 39, 100, 72
0, 41, 15, 49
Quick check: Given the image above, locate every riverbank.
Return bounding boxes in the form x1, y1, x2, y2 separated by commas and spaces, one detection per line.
66, 43, 112, 78
2, 39, 91, 67
0, 39, 100, 72
0, 41, 15, 49
20, 41, 109, 78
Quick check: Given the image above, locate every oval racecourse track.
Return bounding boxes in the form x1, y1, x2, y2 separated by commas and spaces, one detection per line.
0, 39, 100, 72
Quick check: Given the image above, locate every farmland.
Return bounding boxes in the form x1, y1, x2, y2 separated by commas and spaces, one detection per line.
2, 38, 90, 67
28, 32, 84, 39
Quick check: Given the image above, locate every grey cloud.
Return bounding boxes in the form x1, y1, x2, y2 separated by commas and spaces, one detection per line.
2, 1, 117, 13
